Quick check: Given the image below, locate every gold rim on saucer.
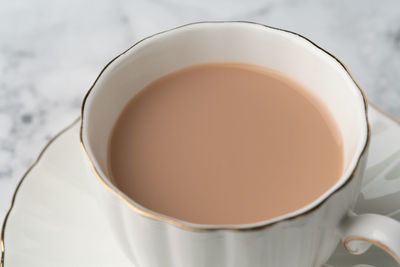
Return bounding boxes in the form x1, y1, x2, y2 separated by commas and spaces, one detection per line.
3, 106, 400, 265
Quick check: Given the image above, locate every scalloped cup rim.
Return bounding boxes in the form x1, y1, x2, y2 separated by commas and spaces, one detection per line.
80, 21, 370, 231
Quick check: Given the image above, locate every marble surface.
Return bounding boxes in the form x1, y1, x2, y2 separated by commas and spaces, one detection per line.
1, 0, 400, 225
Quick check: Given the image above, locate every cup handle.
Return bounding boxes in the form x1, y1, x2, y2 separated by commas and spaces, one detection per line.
340, 211, 400, 263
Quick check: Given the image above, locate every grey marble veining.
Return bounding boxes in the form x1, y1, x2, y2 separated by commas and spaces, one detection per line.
1, 0, 400, 223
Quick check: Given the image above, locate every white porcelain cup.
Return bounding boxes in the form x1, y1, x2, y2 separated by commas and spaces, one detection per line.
80, 21, 400, 267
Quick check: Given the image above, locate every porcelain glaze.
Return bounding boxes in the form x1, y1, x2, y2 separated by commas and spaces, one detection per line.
79, 22, 400, 266
2, 106, 400, 266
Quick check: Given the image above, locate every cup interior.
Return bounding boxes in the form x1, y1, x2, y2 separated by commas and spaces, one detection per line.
81, 22, 368, 226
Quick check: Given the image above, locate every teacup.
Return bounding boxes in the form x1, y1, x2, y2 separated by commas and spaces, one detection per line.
80, 21, 400, 266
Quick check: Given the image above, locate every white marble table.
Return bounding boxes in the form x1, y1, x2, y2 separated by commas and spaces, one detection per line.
1, 0, 400, 225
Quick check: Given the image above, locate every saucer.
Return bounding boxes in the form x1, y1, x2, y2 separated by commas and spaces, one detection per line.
1, 104, 400, 267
